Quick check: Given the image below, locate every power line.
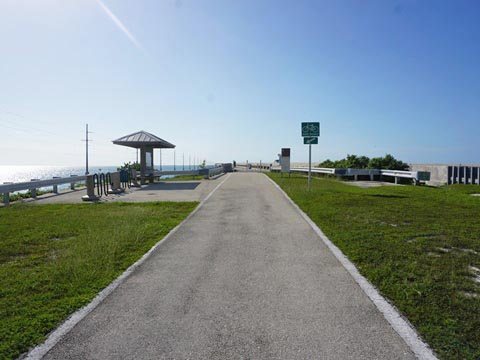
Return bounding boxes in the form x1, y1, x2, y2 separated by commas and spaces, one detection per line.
0, 105, 56, 127
0, 117, 58, 137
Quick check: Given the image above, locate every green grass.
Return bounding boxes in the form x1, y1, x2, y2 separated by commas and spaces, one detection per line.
0, 201, 197, 360
268, 173, 480, 360
161, 175, 204, 181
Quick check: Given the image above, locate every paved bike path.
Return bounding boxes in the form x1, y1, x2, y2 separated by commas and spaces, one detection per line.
42, 172, 416, 359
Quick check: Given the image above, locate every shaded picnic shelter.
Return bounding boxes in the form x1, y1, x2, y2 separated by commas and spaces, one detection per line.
113, 130, 175, 184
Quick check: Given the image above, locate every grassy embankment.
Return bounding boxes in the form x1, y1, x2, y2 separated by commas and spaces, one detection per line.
161, 175, 205, 181
0, 201, 197, 360
268, 173, 480, 360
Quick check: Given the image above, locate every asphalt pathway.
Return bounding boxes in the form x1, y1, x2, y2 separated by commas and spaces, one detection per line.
41, 172, 416, 359
32, 178, 222, 204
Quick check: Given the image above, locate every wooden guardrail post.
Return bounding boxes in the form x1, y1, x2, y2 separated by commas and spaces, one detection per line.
30, 179, 40, 198
2, 182, 11, 206
70, 175, 76, 190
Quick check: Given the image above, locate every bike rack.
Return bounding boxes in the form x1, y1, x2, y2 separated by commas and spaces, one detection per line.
120, 170, 132, 190
82, 172, 110, 201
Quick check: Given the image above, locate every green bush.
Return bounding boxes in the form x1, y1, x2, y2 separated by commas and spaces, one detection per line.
117, 161, 141, 172
319, 154, 409, 170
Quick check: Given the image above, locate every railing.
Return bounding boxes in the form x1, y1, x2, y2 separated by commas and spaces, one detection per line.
283, 166, 337, 175
270, 166, 338, 175
270, 167, 430, 183
207, 166, 225, 177
1, 175, 87, 206
382, 170, 430, 182
448, 165, 480, 185
236, 163, 272, 171
152, 165, 225, 179
1, 165, 230, 206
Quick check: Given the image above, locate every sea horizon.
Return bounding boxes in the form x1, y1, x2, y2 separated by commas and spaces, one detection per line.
0, 164, 197, 184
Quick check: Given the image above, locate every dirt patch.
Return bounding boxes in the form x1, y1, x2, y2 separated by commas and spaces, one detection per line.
459, 291, 479, 298
469, 266, 480, 284
405, 234, 445, 243
347, 181, 400, 188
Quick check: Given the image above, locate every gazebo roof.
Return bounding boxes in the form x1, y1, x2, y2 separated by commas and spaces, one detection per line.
112, 130, 175, 149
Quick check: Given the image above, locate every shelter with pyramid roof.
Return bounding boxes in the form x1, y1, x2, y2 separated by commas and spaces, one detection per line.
113, 130, 175, 184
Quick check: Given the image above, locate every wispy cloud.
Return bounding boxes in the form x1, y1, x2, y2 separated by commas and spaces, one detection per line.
94, 0, 147, 54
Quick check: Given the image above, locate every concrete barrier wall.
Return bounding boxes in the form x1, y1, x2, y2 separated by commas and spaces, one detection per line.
410, 164, 480, 185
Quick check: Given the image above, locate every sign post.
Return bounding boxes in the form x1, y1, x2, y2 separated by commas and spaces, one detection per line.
301, 122, 320, 189
280, 148, 291, 176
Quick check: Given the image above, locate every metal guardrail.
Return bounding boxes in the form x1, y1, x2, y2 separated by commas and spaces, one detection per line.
1, 175, 87, 205
152, 166, 225, 179
270, 167, 430, 183
380, 170, 419, 179
282, 166, 336, 175
0, 175, 87, 193
1, 164, 230, 206
237, 163, 271, 170
208, 166, 225, 177
270, 166, 336, 175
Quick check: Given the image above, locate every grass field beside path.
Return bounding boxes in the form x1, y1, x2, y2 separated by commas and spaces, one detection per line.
268, 173, 480, 360
0, 201, 197, 360
161, 175, 204, 181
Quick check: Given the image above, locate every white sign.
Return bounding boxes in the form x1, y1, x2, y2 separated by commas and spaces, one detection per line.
281, 148, 290, 174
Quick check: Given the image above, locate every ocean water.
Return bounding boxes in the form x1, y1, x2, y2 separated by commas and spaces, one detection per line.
0, 166, 115, 184
0, 165, 200, 184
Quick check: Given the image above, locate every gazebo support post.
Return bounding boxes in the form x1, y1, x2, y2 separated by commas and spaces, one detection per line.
112, 131, 175, 186
140, 147, 146, 185
140, 146, 155, 185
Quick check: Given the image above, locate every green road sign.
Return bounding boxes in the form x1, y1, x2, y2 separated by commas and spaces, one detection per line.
304, 137, 318, 144
301, 122, 320, 137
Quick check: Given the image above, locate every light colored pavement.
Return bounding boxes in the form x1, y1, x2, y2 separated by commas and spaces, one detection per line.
30, 177, 225, 204
345, 181, 400, 188
42, 172, 416, 359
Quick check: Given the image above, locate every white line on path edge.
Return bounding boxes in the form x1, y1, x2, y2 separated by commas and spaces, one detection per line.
266, 175, 437, 360
25, 174, 232, 360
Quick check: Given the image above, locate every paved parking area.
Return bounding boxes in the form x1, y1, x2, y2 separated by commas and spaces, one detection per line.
26, 176, 226, 204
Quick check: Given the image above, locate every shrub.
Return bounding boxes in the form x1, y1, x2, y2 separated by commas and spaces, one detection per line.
319, 154, 409, 170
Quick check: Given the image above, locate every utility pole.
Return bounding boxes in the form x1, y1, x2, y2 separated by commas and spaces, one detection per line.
174, 150, 176, 171
82, 124, 93, 175
183, 153, 185, 170
159, 149, 162, 171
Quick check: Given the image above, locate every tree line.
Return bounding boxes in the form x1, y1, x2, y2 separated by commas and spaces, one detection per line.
318, 154, 409, 170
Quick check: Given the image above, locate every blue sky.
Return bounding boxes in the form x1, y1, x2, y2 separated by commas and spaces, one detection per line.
1, 0, 479, 166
